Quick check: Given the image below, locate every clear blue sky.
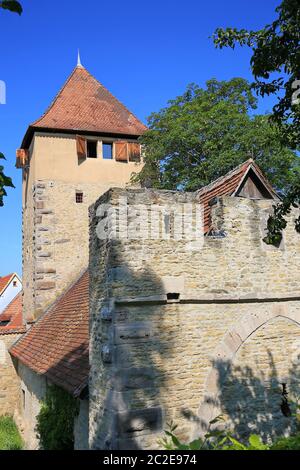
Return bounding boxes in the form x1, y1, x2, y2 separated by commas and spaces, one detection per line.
0, 0, 280, 276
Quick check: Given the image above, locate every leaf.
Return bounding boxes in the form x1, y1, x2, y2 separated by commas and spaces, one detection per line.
188, 439, 202, 450
228, 436, 248, 450
248, 434, 267, 449
0, 0, 23, 14
209, 414, 225, 425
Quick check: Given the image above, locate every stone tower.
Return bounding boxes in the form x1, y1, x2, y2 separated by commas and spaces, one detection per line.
17, 63, 146, 322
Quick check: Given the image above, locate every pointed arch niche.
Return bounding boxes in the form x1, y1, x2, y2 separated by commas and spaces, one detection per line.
195, 303, 300, 440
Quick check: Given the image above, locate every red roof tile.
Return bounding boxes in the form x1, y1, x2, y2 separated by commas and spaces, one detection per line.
0, 273, 14, 295
10, 271, 89, 397
0, 294, 25, 335
22, 65, 147, 147
196, 159, 278, 233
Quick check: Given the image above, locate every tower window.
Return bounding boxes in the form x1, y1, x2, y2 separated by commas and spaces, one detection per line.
103, 143, 113, 160
76, 192, 83, 203
87, 140, 97, 158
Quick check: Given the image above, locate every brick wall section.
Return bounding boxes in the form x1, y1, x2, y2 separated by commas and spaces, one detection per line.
89, 188, 300, 449
0, 334, 22, 416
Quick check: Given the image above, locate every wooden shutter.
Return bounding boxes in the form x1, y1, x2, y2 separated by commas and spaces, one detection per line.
128, 142, 141, 162
76, 135, 87, 159
16, 149, 28, 168
115, 141, 128, 162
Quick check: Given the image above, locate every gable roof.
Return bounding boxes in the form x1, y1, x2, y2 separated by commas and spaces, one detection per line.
0, 294, 25, 335
10, 271, 89, 397
0, 273, 21, 296
22, 65, 147, 148
196, 159, 279, 233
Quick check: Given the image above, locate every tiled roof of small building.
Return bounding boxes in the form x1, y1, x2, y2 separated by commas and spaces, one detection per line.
196, 159, 278, 233
22, 65, 147, 147
0, 294, 25, 335
0, 273, 14, 295
10, 271, 89, 397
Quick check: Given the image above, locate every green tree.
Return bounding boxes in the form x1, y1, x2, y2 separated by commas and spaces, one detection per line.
213, 0, 300, 244
134, 78, 299, 192
0, 1, 22, 14
0, 1, 22, 205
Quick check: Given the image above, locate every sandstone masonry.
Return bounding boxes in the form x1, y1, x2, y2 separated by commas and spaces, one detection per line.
89, 189, 300, 449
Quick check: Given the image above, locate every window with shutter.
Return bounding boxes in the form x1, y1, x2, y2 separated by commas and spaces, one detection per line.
115, 142, 128, 162
76, 135, 87, 159
128, 142, 141, 162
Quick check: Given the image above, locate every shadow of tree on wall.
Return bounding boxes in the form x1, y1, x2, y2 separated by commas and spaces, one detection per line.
90, 239, 175, 450
196, 351, 300, 443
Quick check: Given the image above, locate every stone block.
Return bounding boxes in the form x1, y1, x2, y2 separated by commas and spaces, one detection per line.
36, 281, 56, 290
114, 323, 153, 344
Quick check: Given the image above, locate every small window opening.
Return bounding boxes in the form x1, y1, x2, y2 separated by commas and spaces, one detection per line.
280, 383, 292, 417
167, 293, 180, 302
103, 143, 113, 160
13, 280, 17, 287
76, 192, 83, 204
0, 320, 10, 326
87, 140, 97, 158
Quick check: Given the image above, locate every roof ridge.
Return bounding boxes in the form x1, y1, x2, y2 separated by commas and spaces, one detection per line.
31, 66, 80, 127
0, 272, 19, 296
196, 159, 253, 196
78, 67, 146, 130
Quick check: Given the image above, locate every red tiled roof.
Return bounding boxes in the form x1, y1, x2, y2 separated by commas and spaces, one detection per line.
22, 65, 147, 147
0, 294, 25, 335
0, 273, 14, 295
10, 271, 89, 397
196, 159, 278, 233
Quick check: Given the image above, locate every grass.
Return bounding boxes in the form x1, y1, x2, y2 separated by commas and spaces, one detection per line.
0, 415, 23, 450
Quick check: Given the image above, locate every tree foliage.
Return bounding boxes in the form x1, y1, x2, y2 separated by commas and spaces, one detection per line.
160, 414, 300, 450
213, 0, 300, 244
0, 1, 22, 15
134, 78, 299, 193
35, 385, 79, 450
0, 153, 14, 207
0, 415, 23, 450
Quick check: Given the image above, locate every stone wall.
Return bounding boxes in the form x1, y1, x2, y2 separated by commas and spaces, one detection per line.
89, 188, 300, 449
74, 399, 89, 450
17, 363, 47, 449
24, 179, 111, 320
0, 333, 21, 416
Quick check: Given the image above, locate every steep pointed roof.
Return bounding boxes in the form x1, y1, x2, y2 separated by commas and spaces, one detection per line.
22, 65, 147, 147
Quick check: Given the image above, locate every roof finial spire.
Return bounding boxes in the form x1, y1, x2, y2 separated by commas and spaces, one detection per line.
77, 49, 83, 68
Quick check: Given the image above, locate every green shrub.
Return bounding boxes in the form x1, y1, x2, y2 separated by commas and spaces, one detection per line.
36, 385, 79, 450
271, 434, 300, 450
160, 416, 300, 451
0, 415, 23, 450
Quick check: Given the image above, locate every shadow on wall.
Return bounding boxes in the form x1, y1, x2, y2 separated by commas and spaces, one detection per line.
196, 351, 300, 443
90, 241, 174, 450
